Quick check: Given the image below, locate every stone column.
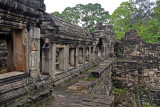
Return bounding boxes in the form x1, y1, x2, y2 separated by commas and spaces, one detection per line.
103, 45, 106, 57
69, 48, 75, 66
64, 45, 69, 71
89, 47, 91, 63
49, 43, 56, 78
98, 51, 101, 57
93, 46, 96, 60
29, 27, 40, 81
83, 47, 86, 65
86, 48, 89, 62
42, 39, 50, 74
106, 45, 109, 57
59, 48, 64, 71
111, 44, 115, 56
75, 47, 79, 68
79, 48, 83, 64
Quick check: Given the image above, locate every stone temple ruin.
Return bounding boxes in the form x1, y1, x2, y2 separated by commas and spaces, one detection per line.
0, 0, 159, 107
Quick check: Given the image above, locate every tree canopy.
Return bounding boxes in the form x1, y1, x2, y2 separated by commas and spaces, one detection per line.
110, 1, 137, 39
137, 0, 160, 43
52, 1, 160, 43
52, 3, 110, 32
110, 0, 160, 43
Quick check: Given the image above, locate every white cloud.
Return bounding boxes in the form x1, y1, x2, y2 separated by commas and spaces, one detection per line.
44, 0, 129, 14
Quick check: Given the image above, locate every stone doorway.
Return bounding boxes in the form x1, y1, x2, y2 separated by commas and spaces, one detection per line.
56, 48, 65, 74
0, 28, 12, 74
0, 28, 28, 74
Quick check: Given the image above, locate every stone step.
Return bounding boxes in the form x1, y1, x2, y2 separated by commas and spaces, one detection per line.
82, 95, 114, 107
11, 89, 52, 107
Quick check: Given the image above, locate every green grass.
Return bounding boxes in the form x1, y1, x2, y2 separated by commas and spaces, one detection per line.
85, 73, 96, 81
112, 88, 128, 96
142, 105, 159, 107
133, 93, 137, 107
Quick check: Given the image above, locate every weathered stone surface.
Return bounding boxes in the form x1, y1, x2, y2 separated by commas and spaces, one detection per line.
0, 84, 13, 94
114, 30, 160, 106
0, 0, 45, 28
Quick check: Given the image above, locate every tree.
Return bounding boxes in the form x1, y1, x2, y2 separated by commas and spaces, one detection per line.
52, 3, 110, 32
110, 0, 160, 43
110, 1, 137, 39
137, 0, 160, 43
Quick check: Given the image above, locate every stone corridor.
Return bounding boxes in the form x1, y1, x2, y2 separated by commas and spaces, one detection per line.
42, 58, 114, 107
0, 0, 160, 107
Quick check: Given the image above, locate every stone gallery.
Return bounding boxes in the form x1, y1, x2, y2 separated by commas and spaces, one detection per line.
0, 0, 159, 107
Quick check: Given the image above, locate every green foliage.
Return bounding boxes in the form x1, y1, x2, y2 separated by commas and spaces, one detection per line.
133, 93, 137, 107
52, 3, 110, 32
137, 0, 160, 43
110, 1, 137, 39
112, 88, 128, 96
142, 105, 158, 107
137, 19, 160, 43
111, 0, 160, 43
53, 11, 63, 19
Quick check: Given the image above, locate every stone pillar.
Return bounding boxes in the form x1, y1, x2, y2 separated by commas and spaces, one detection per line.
98, 51, 101, 57
64, 45, 69, 71
69, 48, 75, 66
103, 45, 106, 57
83, 47, 86, 65
86, 48, 89, 62
89, 47, 91, 63
59, 48, 64, 71
93, 46, 96, 59
75, 47, 79, 68
111, 44, 115, 56
79, 48, 83, 64
49, 43, 56, 78
29, 26, 40, 81
42, 40, 50, 74
106, 45, 109, 57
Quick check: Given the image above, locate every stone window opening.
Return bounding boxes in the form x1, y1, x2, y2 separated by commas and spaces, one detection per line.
0, 28, 12, 74
0, 28, 28, 74
56, 48, 65, 74
0, 39, 8, 74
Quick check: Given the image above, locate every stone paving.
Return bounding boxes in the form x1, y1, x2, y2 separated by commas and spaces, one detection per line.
44, 59, 114, 107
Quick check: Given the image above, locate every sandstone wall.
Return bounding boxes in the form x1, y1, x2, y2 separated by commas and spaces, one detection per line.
113, 30, 160, 105
114, 30, 160, 89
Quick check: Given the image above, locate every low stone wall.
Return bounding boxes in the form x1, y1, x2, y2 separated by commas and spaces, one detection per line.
112, 60, 138, 89
87, 60, 114, 96
57, 58, 115, 107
